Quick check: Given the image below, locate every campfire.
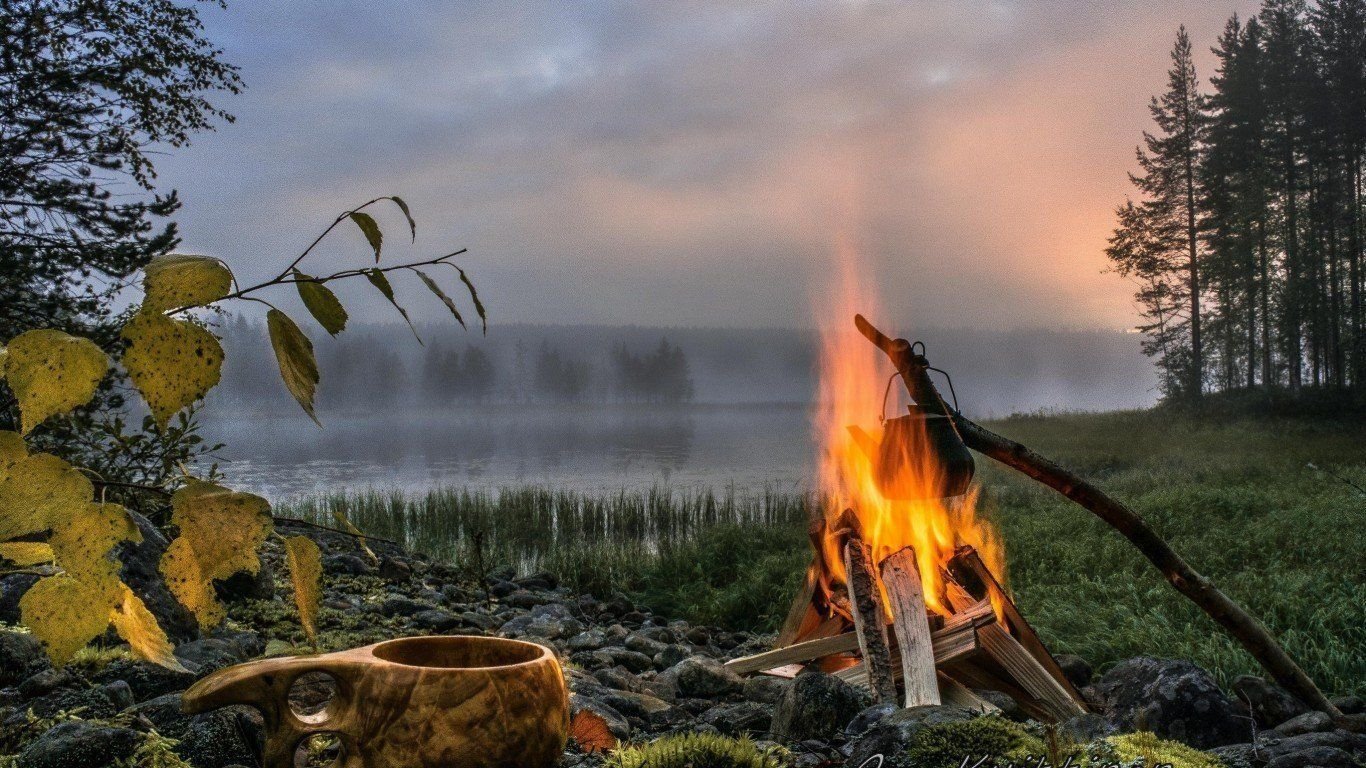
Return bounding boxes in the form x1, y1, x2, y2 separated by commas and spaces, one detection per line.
723, 276, 1088, 722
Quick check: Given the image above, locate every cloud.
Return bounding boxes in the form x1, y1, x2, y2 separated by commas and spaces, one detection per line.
155, 0, 1255, 330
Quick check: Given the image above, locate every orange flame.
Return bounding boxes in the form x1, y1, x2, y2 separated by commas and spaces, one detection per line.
812, 238, 1005, 617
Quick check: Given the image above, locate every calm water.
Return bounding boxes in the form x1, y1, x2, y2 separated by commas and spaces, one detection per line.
204, 404, 817, 501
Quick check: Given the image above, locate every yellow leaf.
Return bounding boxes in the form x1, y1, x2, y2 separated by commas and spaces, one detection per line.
0, 451, 93, 541
0, 542, 53, 566
20, 570, 122, 665
0, 345, 7, 381
0, 430, 25, 471
110, 583, 186, 671
159, 479, 272, 629
3, 330, 109, 434
49, 502, 141, 580
142, 254, 233, 312
283, 535, 322, 645
293, 270, 348, 336
122, 311, 224, 427
266, 309, 321, 425
331, 509, 377, 565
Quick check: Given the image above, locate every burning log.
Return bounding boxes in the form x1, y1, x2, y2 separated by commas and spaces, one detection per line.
843, 534, 898, 705
879, 547, 940, 707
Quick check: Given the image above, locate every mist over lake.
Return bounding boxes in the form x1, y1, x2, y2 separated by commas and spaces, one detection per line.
202, 321, 1156, 499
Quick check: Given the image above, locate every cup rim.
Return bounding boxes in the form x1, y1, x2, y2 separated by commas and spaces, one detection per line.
367, 635, 554, 671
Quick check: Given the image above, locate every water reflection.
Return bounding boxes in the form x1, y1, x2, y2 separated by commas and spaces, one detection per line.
203, 404, 810, 501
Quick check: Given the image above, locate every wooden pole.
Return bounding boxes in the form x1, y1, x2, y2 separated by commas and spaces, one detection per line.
843, 536, 897, 705
852, 313, 1345, 721
879, 547, 941, 707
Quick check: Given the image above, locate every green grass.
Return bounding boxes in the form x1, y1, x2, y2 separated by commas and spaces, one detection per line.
278, 411, 1366, 696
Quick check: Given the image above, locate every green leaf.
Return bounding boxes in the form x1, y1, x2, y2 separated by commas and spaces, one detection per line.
414, 269, 466, 329
142, 254, 234, 312
122, 311, 225, 428
283, 535, 322, 645
456, 267, 487, 332
293, 270, 348, 336
267, 309, 321, 425
363, 269, 422, 343
349, 211, 383, 262
386, 196, 416, 242
3, 329, 109, 434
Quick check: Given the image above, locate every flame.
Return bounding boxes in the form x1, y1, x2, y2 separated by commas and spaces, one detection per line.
812, 238, 1005, 618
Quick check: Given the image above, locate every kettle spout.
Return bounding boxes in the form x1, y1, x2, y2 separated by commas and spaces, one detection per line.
846, 425, 879, 460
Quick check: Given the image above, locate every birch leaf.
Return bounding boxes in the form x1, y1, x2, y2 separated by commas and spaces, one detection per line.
4, 330, 109, 434
364, 269, 422, 343
284, 535, 322, 645
0, 542, 53, 566
110, 583, 186, 671
0, 346, 7, 381
331, 510, 377, 564
20, 570, 122, 665
159, 479, 272, 629
122, 311, 224, 427
415, 269, 466, 329
456, 267, 487, 331
0, 430, 25, 471
142, 254, 234, 312
349, 212, 383, 262
267, 310, 321, 425
386, 196, 416, 242
0, 451, 93, 541
294, 270, 348, 335
49, 502, 141, 580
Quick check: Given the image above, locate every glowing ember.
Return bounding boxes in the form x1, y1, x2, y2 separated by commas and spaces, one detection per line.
812, 241, 1005, 618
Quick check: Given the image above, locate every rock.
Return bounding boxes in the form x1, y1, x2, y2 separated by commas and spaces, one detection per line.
685, 627, 711, 646
91, 658, 197, 702
488, 580, 517, 598
504, 589, 550, 609
598, 689, 676, 724
653, 643, 691, 669
410, 609, 462, 633
1209, 743, 1259, 768
1266, 746, 1357, 768
1232, 674, 1311, 728
5, 681, 123, 725
102, 679, 134, 711
1272, 710, 1334, 736
214, 561, 275, 603
323, 553, 374, 576
1092, 656, 1245, 748
1258, 729, 1366, 763
129, 692, 265, 768
0, 573, 40, 624
1054, 653, 1092, 688
844, 703, 896, 737
378, 556, 413, 583
1331, 695, 1363, 715
514, 571, 558, 590
699, 701, 771, 736
376, 595, 432, 617
973, 688, 1025, 721
0, 630, 48, 687
17, 720, 141, 768
570, 693, 631, 741
842, 705, 975, 768
592, 666, 642, 693
17, 667, 79, 699
602, 649, 654, 674
1060, 712, 1115, 741
743, 675, 791, 706
116, 511, 199, 643
770, 671, 870, 741
624, 633, 667, 658
567, 629, 606, 652
172, 632, 262, 674
659, 656, 744, 699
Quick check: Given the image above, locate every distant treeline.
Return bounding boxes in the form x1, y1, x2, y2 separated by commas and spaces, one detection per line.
1109, 1, 1366, 401
206, 317, 1156, 417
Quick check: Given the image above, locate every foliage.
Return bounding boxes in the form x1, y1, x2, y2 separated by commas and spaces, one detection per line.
0, 198, 483, 668
604, 733, 790, 768
284, 535, 323, 645
902, 717, 1044, 768
1107, 732, 1226, 768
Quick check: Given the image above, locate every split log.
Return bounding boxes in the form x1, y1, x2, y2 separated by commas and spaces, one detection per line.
776, 564, 821, 647
976, 623, 1084, 721
937, 671, 999, 713
844, 536, 897, 705
852, 313, 1342, 720
879, 547, 940, 707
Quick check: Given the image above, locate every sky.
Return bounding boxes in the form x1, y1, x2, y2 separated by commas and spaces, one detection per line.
155, 0, 1257, 332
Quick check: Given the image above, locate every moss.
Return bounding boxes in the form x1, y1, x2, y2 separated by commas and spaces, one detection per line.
1107, 732, 1225, 768
67, 645, 135, 673
604, 733, 791, 768
114, 732, 193, 768
903, 717, 1047, 768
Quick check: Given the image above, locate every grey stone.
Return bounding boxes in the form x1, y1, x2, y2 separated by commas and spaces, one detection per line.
378, 556, 413, 582
323, 553, 374, 576
1054, 653, 1092, 688
17, 667, 79, 699
653, 643, 692, 669
570, 693, 631, 741
1060, 712, 1115, 741
410, 609, 462, 632
743, 676, 792, 706
1272, 710, 1334, 736
1331, 695, 1363, 715
17, 720, 141, 768
376, 595, 431, 617
770, 671, 871, 741
1266, 746, 1357, 768
844, 703, 896, 737
129, 692, 264, 768
0, 573, 39, 625
699, 700, 772, 736
659, 656, 744, 699
567, 629, 606, 652
90, 658, 197, 702
1232, 674, 1311, 728
842, 705, 975, 768
624, 633, 667, 658
0, 630, 48, 687
214, 560, 276, 602
1092, 656, 1245, 748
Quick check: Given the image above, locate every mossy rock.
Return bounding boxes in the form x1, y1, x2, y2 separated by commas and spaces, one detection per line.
604, 733, 790, 768
902, 716, 1047, 768
1106, 731, 1226, 768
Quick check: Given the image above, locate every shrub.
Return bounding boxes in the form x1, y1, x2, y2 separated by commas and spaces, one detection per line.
604, 733, 790, 768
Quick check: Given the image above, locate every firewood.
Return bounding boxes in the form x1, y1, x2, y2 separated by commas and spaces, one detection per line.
937, 671, 1000, 713
879, 547, 940, 707
776, 564, 820, 648
976, 623, 1085, 721
843, 536, 898, 705
854, 313, 1341, 719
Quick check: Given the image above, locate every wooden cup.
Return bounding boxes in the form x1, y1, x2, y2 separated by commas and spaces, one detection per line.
181, 635, 569, 768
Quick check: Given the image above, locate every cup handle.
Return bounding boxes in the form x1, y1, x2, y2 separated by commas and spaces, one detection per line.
182, 654, 357, 768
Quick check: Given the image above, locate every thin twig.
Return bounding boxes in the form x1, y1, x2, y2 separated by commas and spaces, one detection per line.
271, 516, 399, 546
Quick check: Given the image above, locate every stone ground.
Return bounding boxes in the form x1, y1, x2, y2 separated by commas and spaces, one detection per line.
0, 519, 1362, 767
